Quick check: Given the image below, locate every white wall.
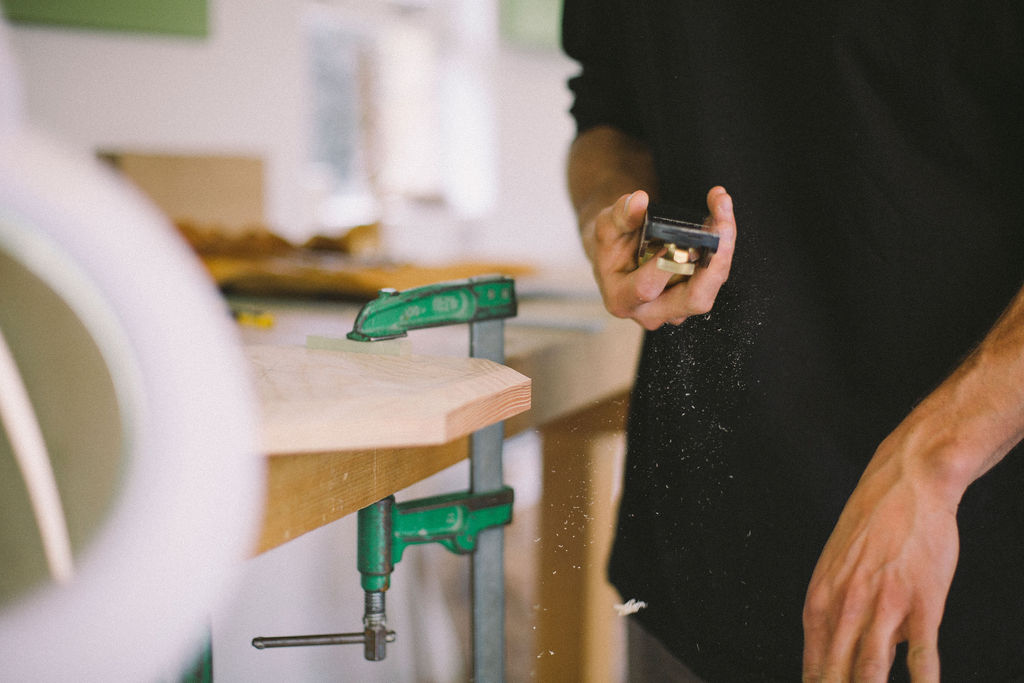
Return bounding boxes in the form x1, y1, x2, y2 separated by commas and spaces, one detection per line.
492, 45, 583, 267
8, 0, 310, 240
7, 0, 585, 267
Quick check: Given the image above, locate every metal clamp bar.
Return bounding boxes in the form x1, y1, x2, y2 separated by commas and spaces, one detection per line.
469, 317, 507, 683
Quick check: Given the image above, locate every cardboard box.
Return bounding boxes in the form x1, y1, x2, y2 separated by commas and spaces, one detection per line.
101, 152, 264, 234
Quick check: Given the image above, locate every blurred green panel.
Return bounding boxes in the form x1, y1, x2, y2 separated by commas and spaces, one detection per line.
501, 0, 560, 50
1, 0, 208, 37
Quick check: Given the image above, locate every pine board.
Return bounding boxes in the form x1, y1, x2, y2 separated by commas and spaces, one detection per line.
248, 345, 531, 455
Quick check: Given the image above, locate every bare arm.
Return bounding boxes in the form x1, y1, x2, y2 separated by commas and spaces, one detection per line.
568, 125, 737, 329
568, 125, 660, 261
803, 285, 1024, 681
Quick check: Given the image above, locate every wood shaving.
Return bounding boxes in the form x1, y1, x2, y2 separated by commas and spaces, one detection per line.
613, 598, 648, 616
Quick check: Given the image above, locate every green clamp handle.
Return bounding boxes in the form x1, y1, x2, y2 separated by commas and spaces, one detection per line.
392, 487, 514, 564
347, 275, 517, 341
356, 488, 514, 593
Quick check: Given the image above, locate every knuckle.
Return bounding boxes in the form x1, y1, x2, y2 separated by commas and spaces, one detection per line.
593, 207, 619, 241
634, 279, 663, 304
875, 578, 908, 615
605, 300, 631, 320
804, 575, 836, 611
854, 656, 889, 681
706, 264, 730, 286
803, 593, 826, 624
599, 290, 629, 320
593, 227, 614, 248
688, 294, 715, 316
609, 201, 630, 226
821, 664, 847, 683
633, 307, 666, 330
839, 587, 869, 623
636, 315, 664, 331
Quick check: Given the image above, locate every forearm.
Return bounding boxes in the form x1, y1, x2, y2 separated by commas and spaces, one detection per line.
567, 125, 659, 262
888, 284, 1024, 502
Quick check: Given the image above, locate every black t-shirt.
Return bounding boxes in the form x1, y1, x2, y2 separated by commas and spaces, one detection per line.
563, 2, 1024, 680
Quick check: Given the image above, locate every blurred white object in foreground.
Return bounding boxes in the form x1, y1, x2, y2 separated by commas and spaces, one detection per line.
0, 18, 263, 682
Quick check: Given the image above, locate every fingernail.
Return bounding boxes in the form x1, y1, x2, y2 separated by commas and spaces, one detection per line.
624, 192, 635, 214
719, 193, 733, 216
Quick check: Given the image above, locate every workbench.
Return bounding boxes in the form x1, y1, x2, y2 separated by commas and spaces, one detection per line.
239, 278, 642, 680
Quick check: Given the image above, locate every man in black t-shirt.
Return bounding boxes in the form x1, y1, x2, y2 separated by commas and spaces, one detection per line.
562, 2, 1024, 680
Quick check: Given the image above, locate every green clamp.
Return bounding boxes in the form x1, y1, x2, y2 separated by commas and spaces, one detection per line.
347, 275, 517, 341
356, 487, 514, 593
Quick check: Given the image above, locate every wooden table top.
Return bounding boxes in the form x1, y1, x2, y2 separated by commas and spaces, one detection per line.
237, 276, 642, 554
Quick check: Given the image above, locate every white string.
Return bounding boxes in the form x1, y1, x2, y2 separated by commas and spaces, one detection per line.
0, 323, 74, 583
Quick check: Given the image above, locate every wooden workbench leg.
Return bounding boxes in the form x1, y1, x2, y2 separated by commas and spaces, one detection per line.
535, 394, 629, 682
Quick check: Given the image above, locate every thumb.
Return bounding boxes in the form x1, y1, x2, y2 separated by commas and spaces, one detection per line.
623, 190, 650, 229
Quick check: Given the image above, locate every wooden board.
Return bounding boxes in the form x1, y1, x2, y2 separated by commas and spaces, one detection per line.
248, 345, 531, 455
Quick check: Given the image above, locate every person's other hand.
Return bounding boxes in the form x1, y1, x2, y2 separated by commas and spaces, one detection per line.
587, 186, 736, 330
802, 434, 960, 682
